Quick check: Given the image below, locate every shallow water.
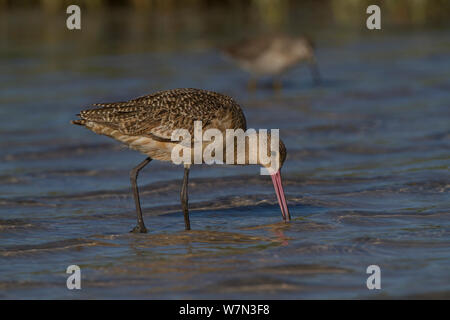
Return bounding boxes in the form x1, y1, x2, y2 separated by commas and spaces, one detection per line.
0, 8, 449, 299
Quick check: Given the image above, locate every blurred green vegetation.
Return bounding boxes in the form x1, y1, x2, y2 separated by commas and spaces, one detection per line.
1, 0, 449, 62
0, 0, 449, 28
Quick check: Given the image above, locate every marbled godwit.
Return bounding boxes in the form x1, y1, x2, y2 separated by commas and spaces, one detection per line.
72, 88, 290, 233
224, 34, 321, 89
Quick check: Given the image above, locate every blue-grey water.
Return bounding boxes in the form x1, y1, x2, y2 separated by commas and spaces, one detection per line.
0, 9, 449, 299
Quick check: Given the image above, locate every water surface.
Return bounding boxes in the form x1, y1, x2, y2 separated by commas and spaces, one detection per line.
0, 9, 449, 299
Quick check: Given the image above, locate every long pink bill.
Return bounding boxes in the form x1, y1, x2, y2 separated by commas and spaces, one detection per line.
270, 170, 291, 222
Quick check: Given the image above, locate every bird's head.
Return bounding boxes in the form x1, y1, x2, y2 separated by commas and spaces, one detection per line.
292, 36, 321, 85
256, 134, 290, 222
288, 36, 314, 60
221, 130, 291, 222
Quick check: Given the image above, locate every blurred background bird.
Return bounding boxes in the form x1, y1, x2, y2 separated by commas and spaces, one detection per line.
223, 34, 321, 90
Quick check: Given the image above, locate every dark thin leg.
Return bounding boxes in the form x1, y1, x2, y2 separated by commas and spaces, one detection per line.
181, 166, 191, 231
309, 60, 321, 85
272, 78, 283, 91
130, 157, 152, 233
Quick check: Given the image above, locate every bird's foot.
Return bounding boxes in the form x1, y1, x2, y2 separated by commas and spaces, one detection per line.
247, 79, 257, 92
130, 225, 148, 233
272, 79, 283, 91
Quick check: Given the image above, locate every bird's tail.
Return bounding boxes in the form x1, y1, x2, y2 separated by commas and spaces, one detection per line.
71, 119, 86, 126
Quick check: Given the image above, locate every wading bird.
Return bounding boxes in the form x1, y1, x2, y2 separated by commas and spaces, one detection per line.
224, 34, 321, 89
71, 88, 290, 233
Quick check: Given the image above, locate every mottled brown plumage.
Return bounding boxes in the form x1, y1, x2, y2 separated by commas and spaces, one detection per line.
76, 88, 246, 137
72, 88, 250, 162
